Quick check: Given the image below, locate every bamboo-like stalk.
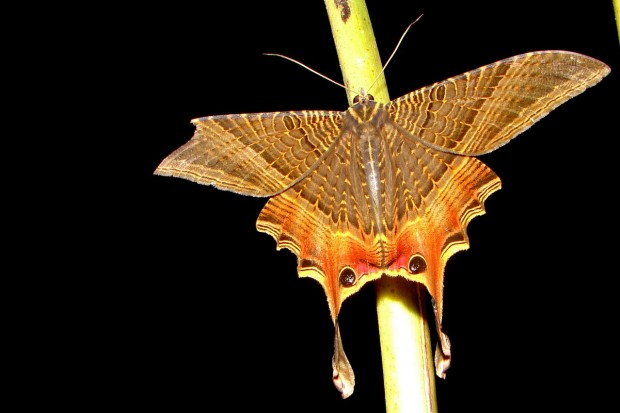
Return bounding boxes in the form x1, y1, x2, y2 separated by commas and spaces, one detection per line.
323, 1, 437, 412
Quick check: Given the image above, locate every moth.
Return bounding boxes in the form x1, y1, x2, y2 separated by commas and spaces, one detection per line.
155, 50, 609, 398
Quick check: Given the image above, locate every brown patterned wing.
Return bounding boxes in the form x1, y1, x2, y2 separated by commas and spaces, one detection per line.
256, 122, 381, 398
379, 118, 503, 378
389, 51, 610, 155
155, 111, 343, 196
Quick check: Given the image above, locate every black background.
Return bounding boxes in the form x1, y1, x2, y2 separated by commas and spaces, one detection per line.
91, 1, 618, 411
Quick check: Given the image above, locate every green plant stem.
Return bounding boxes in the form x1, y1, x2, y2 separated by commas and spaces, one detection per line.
614, 0, 620, 43
323, 1, 437, 412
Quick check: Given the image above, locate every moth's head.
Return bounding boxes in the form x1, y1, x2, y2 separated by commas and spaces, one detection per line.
352, 88, 375, 105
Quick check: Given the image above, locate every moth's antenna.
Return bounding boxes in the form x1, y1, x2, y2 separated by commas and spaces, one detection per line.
265, 14, 423, 98
367, 15, 424, 94
263, 53, 358, 96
